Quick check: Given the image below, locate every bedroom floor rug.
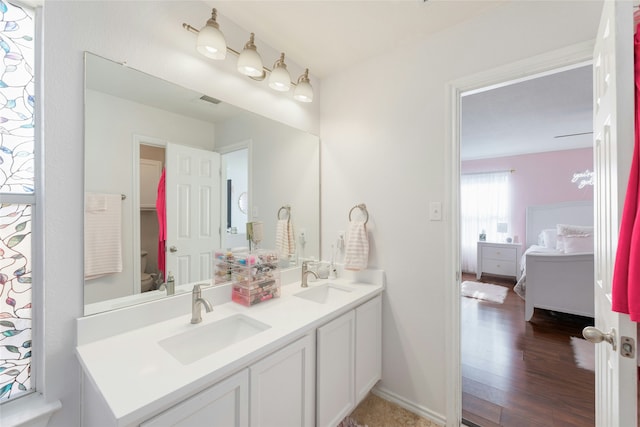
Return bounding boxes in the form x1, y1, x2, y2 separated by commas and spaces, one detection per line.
570, 336, 595, 371
461, 281, 508, 303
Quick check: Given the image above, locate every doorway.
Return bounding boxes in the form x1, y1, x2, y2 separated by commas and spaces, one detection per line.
449, 47, 593, 425
219, 142, 251, 250
139, 143, 165, 293
460, 66, 596, 425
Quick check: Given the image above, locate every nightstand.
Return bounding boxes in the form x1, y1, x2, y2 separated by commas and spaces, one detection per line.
476, 241, 522, 281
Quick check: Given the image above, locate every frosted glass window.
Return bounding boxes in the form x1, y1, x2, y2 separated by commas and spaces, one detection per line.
0, 204, 32, 399
0, 1, 34, 402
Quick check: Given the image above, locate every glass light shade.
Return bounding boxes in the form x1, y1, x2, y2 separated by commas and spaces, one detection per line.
269, 65, 291, 92
294, 80, 313, 103
196, 25, 227, 60
237, 47, 263, 77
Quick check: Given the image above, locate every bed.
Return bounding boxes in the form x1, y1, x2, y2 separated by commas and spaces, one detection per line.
515, 201, 595, 321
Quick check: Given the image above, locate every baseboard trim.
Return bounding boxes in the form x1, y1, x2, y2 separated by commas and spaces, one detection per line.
372, 385, 446, 426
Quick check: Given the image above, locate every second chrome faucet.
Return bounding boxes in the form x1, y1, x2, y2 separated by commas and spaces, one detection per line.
191, 284, 213, 324
301, 261, 318, 288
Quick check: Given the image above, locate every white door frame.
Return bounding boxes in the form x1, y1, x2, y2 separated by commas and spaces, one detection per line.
445, 41, 595, 426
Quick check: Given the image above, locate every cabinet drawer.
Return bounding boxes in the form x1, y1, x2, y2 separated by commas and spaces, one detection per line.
482, 260, 516, 276
482, 247, 516, 261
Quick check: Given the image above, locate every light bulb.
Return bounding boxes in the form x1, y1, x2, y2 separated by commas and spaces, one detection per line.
294, 69, 313, 102
237, 33, 264, 77
196, 9, 227, 60
269, 53, 291, 92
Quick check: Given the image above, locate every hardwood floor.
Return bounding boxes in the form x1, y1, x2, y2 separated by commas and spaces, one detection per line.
461, 273, 595, 427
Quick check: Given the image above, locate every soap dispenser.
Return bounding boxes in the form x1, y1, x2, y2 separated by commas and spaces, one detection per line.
166, 271, 175, 296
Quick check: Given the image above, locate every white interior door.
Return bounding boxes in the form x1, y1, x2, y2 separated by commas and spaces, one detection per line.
165, 142, 221, 286
589, 1, 637, 425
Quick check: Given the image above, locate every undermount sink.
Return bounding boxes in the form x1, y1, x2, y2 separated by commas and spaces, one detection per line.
294, 283, 353, 304
159, 314, 271, 365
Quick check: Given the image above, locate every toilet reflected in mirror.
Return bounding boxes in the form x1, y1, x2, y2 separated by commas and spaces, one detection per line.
140, 250, 155, 292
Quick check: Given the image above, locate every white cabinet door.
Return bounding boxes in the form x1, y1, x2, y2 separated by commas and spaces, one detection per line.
141, 370, 249, 427
316, 310, 356, 427
249, 333, 316, 427
139, 158, 163, 210
355, 295, 382, 403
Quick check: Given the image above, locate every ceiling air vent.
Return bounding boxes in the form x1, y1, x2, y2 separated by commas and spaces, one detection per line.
199, 95, 221, 105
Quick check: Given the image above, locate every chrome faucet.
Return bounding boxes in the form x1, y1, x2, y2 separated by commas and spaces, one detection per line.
301, 261, 318, 288
191, 284, 213, 324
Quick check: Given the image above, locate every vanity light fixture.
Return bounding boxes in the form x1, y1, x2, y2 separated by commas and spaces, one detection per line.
183, 8, 314, 103
196, 8, 227, 60
237, 33, 264, 77
268, 53, 291, 92
293, 69, 313, 103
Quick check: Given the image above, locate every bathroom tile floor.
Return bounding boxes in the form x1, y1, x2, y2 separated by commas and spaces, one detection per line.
348, 393, 441, 427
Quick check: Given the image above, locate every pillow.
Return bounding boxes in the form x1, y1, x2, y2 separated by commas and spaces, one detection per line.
562, 234, 594, 253
540, 229, 558, 249
556, 223, 593, 237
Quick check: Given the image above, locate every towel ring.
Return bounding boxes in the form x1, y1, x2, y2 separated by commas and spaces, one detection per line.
277, 205, 291, 220
349, 203, 369, 225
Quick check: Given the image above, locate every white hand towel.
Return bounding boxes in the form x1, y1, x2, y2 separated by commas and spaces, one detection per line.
84, 192, 123, 280
344, 220, 369, 271
85, 192, 107, 212
275, 219, 296, 257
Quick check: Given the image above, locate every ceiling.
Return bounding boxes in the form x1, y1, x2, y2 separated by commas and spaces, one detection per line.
213, 0, 508, 79
85, 53, 246, 124
461, 65, 593, 161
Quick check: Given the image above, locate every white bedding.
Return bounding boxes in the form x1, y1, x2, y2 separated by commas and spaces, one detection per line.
513, 244, 562, 299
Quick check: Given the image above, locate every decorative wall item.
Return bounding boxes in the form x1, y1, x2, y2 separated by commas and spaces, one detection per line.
571, 169, 594, 189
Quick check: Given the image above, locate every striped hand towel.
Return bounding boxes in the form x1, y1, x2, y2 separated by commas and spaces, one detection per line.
275, 219, 295, 257
344, 220, 369, 271
84, 192, 123, 280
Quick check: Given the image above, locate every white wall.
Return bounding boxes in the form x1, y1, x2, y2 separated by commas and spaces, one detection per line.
42, 2, 318, 426
215, 113, 320, 259
319, 0, 602, 422
84, 89, 216, 304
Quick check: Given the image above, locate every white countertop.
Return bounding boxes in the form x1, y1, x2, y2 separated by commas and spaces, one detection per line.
76, 271, 384, 426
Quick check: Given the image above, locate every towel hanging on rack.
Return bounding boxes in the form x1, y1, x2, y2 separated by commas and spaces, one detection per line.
84, 192, 123, 280
275, 205, 295, 258
344, 204, 369, 271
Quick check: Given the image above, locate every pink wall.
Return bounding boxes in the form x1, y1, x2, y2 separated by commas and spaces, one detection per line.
461, 147, 593, 246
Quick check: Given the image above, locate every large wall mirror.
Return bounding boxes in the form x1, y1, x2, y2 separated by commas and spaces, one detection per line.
84, 52, 320, 315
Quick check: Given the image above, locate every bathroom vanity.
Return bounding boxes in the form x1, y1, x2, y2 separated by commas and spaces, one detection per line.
76, 268, 384, 427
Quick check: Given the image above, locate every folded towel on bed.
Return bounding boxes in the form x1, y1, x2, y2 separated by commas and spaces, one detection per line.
344, 220, 369, 271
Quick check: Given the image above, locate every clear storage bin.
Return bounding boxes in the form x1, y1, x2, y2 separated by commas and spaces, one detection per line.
214, 249, 280, 307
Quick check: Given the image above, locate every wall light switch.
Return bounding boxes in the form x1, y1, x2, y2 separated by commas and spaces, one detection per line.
430, 202, 442, 221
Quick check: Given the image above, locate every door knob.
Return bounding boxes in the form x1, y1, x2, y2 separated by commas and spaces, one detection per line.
583, 326, 617, 351
169, 246, 177, 253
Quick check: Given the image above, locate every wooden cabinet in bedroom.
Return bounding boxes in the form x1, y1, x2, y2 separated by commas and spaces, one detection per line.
476, 241, 522, 281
